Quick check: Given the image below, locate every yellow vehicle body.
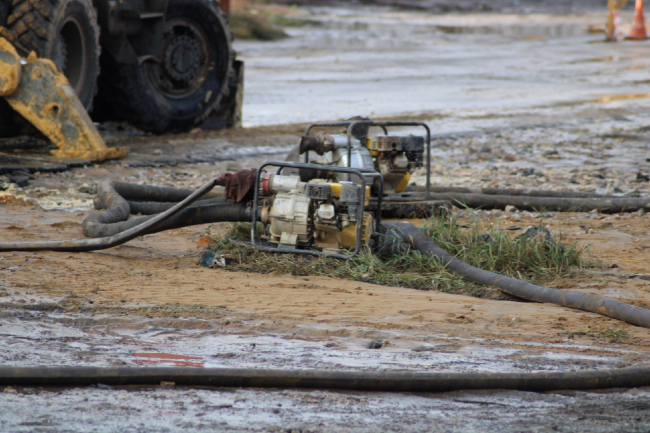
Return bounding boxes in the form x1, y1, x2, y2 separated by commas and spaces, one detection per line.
0, 38, 128, 162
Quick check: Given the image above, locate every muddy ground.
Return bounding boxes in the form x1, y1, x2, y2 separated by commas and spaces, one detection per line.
2, 5, 650, 432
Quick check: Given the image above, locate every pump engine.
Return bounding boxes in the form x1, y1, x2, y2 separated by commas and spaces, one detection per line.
295, 120, 429, 195
252, 162, 382, 258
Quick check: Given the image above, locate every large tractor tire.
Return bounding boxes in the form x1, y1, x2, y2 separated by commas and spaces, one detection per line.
4, 0, 100, 110
95, 0, 234, 133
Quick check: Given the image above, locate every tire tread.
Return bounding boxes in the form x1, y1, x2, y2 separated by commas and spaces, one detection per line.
4, 0, 99, 108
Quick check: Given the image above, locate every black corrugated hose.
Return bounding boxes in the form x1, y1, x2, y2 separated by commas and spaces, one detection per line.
389, 184, 650, 213
383, 222, 650, 329
126, 197, 225, 215
82, 180, 248, 238
1, 366, 650, 392
96, 181, 223, 204
409, 185, 619, 199
0, 178, 248, 252
379, 193, 650, 213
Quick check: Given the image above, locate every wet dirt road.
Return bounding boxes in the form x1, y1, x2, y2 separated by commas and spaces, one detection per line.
239, 7, 650, 128
2, 5, 650, 432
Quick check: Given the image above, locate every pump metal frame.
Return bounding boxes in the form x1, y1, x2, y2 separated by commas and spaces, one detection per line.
252, 161, 383, 259
303, 120, 432, 197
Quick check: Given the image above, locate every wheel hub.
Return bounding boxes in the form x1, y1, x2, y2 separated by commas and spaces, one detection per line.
149, 18, 210, 98
163, 35, 201, 82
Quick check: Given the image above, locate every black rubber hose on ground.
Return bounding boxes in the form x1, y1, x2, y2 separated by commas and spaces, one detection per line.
1, 366, 649, 392
82, 181, 248, 238
407, 185, 620, 199
0, 178, 219, 252
92, 186, 224, 211
127, 197, 226, 215
83, 203, 250, 238
378, 193, 650, 213
384, 222, 650, 328
109, 181, 222, 203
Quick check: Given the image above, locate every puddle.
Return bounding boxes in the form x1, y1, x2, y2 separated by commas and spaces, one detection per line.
0, 308, 642, 373
435, 22, 588, 38
2, 384, 650, 433
1, 307, 649, 431
235, 8, 650, 127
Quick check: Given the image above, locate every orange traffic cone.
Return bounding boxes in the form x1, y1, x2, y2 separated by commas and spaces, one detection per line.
628, 0, 647, 39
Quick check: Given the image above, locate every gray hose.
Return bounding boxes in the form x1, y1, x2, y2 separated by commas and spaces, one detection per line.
0, 179, 218, 252
384, 222, 650, 328
1, 366, 649, 392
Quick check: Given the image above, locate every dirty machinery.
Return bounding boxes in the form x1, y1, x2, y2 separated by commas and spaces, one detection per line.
0, 37, 128, 161
3, 145, 650, 330
3, 116, 650, 329
251, 120, 433, 256
0, 0, 242, 138
3, 138, 650, 396
252, 161, 383, 258
290, 119, 445, 219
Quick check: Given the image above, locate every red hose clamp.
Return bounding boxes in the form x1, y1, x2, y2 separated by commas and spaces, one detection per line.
261, 170, 271, 195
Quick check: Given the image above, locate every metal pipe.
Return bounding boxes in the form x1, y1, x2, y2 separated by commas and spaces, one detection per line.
303, 121, 387, 164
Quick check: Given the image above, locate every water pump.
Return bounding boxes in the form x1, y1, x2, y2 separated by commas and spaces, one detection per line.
295, 119, 431, 195
252, 161, 383, 259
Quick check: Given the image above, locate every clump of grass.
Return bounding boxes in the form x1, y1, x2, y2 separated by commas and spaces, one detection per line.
230, 9, 288, 40
229, 7, 321, 41
269, 14, 322, 28
207, 216, 589, 299
419, 213, 586, 281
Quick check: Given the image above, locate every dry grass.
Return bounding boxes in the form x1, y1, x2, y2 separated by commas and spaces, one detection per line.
206, 214, 590, 299
229, 6, 321, 41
